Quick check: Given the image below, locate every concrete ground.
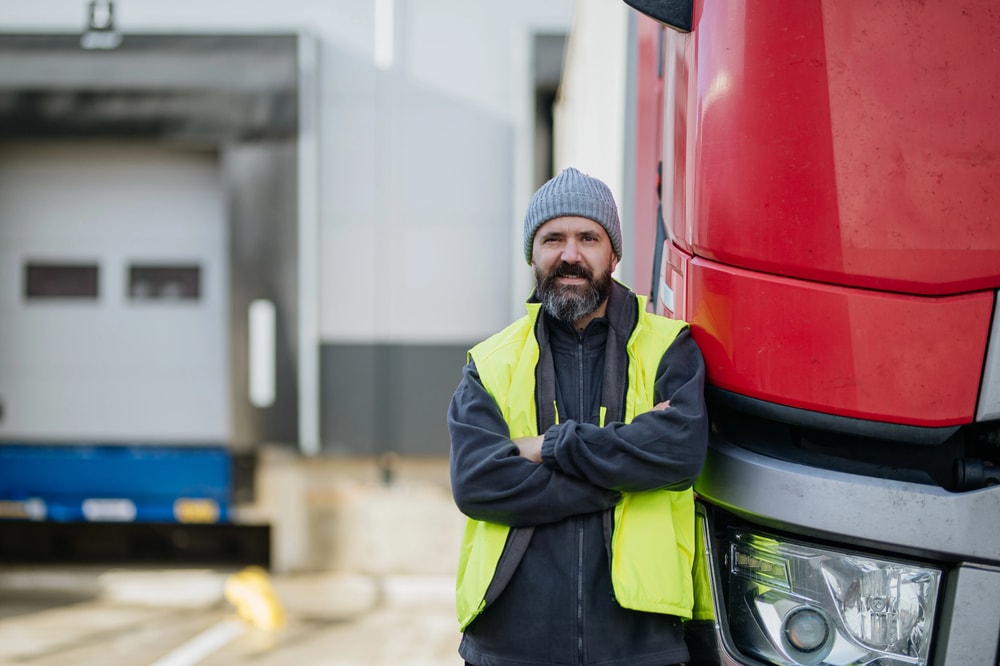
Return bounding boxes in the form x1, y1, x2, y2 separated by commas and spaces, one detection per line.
0, 567, 462, 665
0, 453, 467, 666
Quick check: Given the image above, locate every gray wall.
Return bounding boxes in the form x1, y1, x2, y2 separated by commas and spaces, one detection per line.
320, 343, 471, 456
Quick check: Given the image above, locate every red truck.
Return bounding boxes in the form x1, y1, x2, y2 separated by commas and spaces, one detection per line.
623, 1, 1000, 664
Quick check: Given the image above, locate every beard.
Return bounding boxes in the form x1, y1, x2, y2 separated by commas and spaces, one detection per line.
535, 260, 614, 324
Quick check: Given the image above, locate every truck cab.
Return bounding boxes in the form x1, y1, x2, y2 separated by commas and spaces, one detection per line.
626, 1, 1000, 663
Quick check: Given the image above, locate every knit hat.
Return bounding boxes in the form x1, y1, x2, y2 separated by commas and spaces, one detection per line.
523, 167, 623, 264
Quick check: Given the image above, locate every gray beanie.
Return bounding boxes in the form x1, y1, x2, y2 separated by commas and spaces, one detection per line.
523, 167, 623, 264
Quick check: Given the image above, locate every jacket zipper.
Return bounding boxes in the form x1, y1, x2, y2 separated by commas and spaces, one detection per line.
575, 331, 586, 665
576, 516, 585, 665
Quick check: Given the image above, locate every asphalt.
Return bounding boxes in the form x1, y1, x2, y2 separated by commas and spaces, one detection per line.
0, 566, 463, 665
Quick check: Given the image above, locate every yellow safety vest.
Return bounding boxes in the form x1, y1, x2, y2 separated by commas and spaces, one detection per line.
455, 296, 698, 630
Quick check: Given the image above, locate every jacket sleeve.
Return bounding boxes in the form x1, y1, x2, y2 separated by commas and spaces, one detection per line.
539, 328, 708, 493
449, 360, 622, 527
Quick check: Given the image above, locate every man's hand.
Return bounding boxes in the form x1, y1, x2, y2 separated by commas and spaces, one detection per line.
514, 435, 544, 463
514, 402, 666, 463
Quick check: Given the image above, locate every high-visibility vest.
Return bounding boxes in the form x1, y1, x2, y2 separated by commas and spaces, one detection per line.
455, 297, 697, 630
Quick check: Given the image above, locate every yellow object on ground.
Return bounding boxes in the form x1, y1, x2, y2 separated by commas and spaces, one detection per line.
224, 566, 286, 631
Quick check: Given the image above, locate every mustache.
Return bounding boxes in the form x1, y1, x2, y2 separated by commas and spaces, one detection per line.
551, 263, 594, 280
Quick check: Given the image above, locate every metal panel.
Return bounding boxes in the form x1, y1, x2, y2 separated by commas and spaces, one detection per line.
0, 34, 298, 141
320, 343, 469, 456
977, 292, 1000, 421
697, 439, 1000, 563
0, 444, 231, 523
226, 142, 299, 446
933, 564, 1000, 666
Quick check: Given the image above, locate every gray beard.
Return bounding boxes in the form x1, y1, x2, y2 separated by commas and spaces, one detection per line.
535, 263, 613, 324
539, 282, 603, 323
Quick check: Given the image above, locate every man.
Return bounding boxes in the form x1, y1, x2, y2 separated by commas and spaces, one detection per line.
448, 167, 709, 666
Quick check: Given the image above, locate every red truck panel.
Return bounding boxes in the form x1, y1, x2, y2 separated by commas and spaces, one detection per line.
630, 15, 664, 298
688, 257, 993, 426
667, 0, 1000, 296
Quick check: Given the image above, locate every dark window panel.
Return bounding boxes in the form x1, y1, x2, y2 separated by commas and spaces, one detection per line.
25, 263, 99, 299
128, 265, 201, 301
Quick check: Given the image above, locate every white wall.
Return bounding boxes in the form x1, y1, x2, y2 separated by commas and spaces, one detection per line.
0, 0, 574, 344
553, 0, 631, 277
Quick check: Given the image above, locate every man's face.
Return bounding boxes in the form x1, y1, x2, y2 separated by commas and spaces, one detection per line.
531, 216, 619, 324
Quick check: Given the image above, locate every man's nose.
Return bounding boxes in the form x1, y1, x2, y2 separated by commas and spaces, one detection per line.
561, 240, 582, 263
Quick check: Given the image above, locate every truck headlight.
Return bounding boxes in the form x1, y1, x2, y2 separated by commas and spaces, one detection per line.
724, 529, 941, 666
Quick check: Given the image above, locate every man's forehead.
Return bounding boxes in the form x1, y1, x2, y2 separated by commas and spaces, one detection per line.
536, 216, 606, 236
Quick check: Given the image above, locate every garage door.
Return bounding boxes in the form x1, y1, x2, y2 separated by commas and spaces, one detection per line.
0, 142, 229, 443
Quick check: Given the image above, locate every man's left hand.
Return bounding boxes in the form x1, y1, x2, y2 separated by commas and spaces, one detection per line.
514, 435, 544, 463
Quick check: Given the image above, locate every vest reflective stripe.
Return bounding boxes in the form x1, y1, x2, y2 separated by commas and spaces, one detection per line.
456, 297, 695, 628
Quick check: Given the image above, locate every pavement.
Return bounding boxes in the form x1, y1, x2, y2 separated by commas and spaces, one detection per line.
0, 566, 464, 665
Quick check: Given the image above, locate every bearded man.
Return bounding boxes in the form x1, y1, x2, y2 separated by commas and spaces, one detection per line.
448, 167, 709, 666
